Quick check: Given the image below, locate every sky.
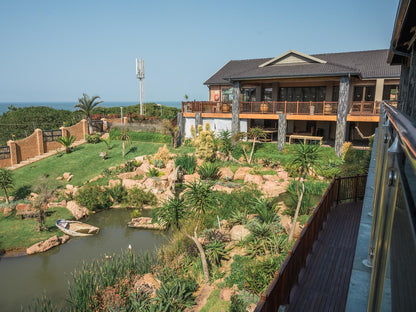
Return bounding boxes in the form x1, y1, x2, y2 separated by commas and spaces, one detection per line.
0, 0, 400, 103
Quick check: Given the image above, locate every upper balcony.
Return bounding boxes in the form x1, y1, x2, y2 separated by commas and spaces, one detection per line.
182, 100, 397, 121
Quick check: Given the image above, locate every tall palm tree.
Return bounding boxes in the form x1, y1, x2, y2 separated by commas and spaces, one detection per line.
184, 180, 216, 283
288, 143, 322, 242
74, 93, 103, 134
0, 168, 13, 204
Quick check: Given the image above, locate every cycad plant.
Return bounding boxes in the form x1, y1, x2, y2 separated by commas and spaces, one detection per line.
0, 168, 13, 204
56, 135, 76, 153
197, 162, 220, 180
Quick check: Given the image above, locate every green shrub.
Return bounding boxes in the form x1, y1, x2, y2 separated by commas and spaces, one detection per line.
191, 123, 216, 162
146, 167, 160, 177
197, 162, 220, 180
106, 183, 127, 204
124, 160, 141, 172
153, 158, 165, 169
230, 293, 248, 312
125, 187, 157, 209
75, 185, 111, 211
131, 209, 141, 218
175, 154, 197, 174
85, 133, 101, 144
205, 240, 230, 266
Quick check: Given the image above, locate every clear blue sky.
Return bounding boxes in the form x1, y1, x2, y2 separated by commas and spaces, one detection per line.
0, 0, 399, 103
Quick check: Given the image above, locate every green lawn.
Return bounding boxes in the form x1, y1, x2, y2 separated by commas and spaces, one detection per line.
0, 207, 73, 251
200, 289, 230, 312
9, 140, 166, 198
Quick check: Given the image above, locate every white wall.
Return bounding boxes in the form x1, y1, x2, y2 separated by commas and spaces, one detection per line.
183, 117, 247, 138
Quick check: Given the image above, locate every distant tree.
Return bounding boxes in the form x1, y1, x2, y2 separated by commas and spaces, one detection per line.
184, 94, 189, 101
74, 93, 103, 134
56, 135, 76, 153
0, 168, 13, 204
288, 143, 322, 242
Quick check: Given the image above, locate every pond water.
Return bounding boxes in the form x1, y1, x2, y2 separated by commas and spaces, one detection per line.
0, 209, 168, 311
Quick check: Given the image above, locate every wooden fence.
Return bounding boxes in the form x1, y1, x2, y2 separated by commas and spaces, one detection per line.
254, 174, 367, 312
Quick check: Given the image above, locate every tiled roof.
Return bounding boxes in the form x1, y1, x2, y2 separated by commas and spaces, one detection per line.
204, 49, 401, 85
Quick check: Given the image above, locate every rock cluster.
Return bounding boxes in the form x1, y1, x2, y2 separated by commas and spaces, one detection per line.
26, 235, 70, 255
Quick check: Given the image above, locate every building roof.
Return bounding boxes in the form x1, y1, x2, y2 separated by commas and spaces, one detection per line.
204, 49, 401, 85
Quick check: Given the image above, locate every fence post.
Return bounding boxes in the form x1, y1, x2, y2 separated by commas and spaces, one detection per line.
354, 174, 359, 202
35, 129, 44, 156
7, 140, 18, 165
336, 177, 341, 204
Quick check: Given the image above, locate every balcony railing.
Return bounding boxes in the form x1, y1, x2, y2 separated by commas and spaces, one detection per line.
254, 175, 367, 312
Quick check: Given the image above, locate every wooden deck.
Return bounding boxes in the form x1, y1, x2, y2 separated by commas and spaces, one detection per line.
287, 201, 363, 312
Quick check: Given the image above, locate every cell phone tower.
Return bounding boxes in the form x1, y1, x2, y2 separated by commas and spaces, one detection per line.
136, 58, 145, 116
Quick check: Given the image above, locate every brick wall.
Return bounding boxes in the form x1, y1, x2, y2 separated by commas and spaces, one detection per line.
65, 119, 88, 141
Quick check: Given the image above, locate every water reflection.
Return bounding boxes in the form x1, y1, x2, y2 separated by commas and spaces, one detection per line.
0, 209, 167, 310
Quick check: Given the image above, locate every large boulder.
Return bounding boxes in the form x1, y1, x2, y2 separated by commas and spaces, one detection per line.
66, 200, 89, 220
134, 273, 161, 298
244, 174, 263, 186
219, 167, 234, 180
26, 235, 69, 255
122, 179, 141, 189
230, 225, 251, 241
233, 167, 251, 180
261, 181, 287, 197
280, 215, 302, 238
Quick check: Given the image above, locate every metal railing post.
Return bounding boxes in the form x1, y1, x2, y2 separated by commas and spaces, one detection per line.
367, 136, 401, 312
364, 108, 391, 268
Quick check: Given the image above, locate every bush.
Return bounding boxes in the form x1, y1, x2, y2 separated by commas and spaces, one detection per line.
197, 162, 220, 180
125, 187, 157, 209
153, 158, 165, 169
146, 167, 160, 177
106, 183, 127, 204
175, 154, 197, 174
75, 185, 112, 211
85, 133, 101, 144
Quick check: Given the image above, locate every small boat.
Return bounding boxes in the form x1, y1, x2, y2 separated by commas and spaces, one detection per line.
56, 219, 100, 237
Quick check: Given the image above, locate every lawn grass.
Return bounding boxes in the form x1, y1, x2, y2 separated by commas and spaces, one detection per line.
0, 206, 73, 251
199, 289, 230, 312
9, 140, 165, 197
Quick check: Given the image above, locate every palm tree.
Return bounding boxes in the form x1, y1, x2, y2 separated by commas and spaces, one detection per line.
288, 143, 322, 242
74, 93, 103, 134
184, 180, 216, 283
0, 168, 13, 204
56, 135, 76, 153
153, 195, 186, 230
120, 127, 131, 158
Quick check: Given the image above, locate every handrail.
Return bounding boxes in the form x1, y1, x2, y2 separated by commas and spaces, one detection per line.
383, 102, 416, 171
254, 174, 367, 312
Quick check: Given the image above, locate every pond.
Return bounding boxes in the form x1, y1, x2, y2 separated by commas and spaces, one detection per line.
0, 209, 168, 310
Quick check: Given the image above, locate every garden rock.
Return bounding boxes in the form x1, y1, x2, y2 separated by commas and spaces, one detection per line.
48, 200, 67, 208
134, 273, 161, 298
65, 184, 78, 196
219, 167, 234, 180
56, 176, 63, 181
280, 215, 302, 238
244, 174, 263, 186
212, 184, 233, 194
165, 160, 175, 170
277, 169, 289, 180
233, 167, 251, 180
63, 172, 72, 180
220, 288, 233, 301
117, 172, 136, 179
89, 175, 103, 183
66, 174, 74, 182
261, 182, 287, 197
230, 225, 250, 241
26, 235, 61, 255
184, 173, 200, 183
121, 179, 140, 189
66, 200, 89, 220
135, 155, 146, 162
108, 179, 121, 187
3, 206, 13, 215
138, 162, 150, 174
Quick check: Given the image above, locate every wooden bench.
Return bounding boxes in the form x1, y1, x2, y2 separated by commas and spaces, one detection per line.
288, 134, 323, 145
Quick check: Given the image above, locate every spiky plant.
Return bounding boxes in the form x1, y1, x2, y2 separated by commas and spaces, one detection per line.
56, 135, 76, 153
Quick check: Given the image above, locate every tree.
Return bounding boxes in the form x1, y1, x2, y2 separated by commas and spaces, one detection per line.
288, 143, 322, 242
120, 127, 132, 158
184, 180, 216, 283
238, 127, 266, 165
153, 195, 187, 230
56, 135, 76, 153
162, 119, 179, 148
0, 168, 13, 204
33, 176, 55, 231
74, 93, 103, 134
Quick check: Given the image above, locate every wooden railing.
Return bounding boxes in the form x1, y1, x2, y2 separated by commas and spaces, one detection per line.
254, 174, 367, 312
240, 101, 338, 115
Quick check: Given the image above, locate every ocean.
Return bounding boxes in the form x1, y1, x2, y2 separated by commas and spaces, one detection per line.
0, 101, 181, 115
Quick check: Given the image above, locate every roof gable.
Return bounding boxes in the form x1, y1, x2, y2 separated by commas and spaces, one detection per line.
259, 50, 327, 67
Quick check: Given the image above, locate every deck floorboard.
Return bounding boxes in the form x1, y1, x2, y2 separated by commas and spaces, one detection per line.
287, 201, 363, 312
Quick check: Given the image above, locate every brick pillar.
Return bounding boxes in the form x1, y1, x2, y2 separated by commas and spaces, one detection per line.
335, 76, 350, 156
7, 140, 18, 165
35, 129, 44, 155
61, 127, 69, 138
177, 113, 185, 147
278, 114, 287, 151
123, 116, 128, 125
232, 81, 241, 135
81, 119, 88, 138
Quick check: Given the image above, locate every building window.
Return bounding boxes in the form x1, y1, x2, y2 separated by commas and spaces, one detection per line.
222, 87, 233, 103
263, 87, 273, 101
241, 88, 256, 102
353, 86, 375, 102
278, 87, 325, 101
382, 85, 399, 101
